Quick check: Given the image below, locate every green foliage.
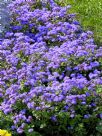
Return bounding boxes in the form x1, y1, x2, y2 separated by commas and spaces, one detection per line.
96, 120, 102, 134
0, 111, 13, 131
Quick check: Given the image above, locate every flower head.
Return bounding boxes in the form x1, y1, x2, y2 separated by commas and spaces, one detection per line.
0, 129, 11, 136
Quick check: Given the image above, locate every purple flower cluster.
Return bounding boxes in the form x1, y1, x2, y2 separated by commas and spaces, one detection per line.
0, 0, 102, 134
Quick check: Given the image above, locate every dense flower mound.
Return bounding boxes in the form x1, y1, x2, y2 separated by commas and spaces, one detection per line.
0, 0, 102, 135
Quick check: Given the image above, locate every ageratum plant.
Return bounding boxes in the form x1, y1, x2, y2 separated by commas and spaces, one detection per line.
0, 0, 102, 136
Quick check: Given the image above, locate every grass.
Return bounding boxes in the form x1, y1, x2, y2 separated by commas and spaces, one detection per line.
56, 0, 102, 46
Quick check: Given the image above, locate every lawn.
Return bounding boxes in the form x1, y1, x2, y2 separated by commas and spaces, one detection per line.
56, 0, 102, 45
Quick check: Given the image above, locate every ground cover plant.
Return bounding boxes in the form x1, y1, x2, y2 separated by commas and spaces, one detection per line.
56, 0, 102, 46
0, 0, 102, 136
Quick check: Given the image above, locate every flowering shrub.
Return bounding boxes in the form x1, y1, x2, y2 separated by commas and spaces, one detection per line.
0, 0, 102, 135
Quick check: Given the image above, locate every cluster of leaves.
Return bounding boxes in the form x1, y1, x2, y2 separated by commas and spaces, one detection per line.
0, 0, 102, 136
